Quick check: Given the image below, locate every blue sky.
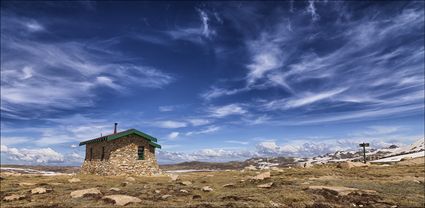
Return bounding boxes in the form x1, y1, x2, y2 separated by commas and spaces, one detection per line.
1, 1, 424, 165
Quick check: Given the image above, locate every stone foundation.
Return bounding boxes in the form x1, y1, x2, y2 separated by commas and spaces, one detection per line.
80, 135, 161, 176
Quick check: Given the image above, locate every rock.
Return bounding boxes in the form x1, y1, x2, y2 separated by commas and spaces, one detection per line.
269, 200, 282, 207
223, 183, 236, 188
103, 195, 142, 206
179, 181, 192, 186
192, 195, 202, 200
109, 188, 121, 192
308, 186, 364, 196
161, 194, 172, 200
201, 186, 213, 192
180, 189, 189, 193
70, 188, 102, 198
257, 182, 274, 188
121, 182, 130, 187
68, 178, 81, 183
19, 182, 36, 186
169, 174, 179, 181
244, 165, 257, 171
400, 156, 413, 161
126, 177, 136, 182
337, 161, 368, 169
154, 190, 161, 194
251, 171, 271, 180
3, 194, 26, 201
31, 187, 51, 194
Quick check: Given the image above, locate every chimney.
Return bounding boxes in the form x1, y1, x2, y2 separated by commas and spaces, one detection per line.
114, 123, 118, 134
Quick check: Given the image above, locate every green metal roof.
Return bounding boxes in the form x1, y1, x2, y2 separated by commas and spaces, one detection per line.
79, 128, 161, 148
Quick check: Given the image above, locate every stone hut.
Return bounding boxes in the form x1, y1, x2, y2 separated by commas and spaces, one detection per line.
79, 124, 161, 176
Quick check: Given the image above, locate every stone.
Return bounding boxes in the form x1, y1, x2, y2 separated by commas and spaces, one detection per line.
3, 194, 26, 201
257, 182, 273, 188
192, 195, 202, 200
70, 188, 102, 198
269, 201, 281, 207
180, 189, 189, 193
19, 182, 36, 186
308, 186, 365, 196
179, 181, 192, 186
68, 178, 81, 183
337, 161, 368, 169
223, 183, 236, 188
31, 187, 51, 194
109, 188, 121, 192
201, 186, 213, 192
121, 182, 130, 187
251, 171, 271, 180
244, 165, 257, 171
169, 174, 179, 181
103, 195, 142, 206
155, 190, 161, 194
126, 177, 136, 182
161, 194, 172, 200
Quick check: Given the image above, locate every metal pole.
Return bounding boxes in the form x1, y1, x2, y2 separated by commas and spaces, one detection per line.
363, 145, 366, 164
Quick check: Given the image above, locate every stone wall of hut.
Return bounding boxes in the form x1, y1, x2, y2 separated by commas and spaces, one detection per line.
80, 135, 161, 176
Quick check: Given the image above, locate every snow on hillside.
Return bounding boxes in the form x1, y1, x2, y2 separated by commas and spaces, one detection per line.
370, 151, 425, 163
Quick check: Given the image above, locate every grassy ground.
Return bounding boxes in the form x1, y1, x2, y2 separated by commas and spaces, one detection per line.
1, 163, 424, 208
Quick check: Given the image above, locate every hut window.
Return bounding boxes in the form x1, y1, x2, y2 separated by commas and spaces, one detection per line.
137, 146, 144, 160
89, 147, 93, 161
101, 146, 105, 161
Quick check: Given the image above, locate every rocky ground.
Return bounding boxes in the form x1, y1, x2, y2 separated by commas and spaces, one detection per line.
1, 160, 424, 208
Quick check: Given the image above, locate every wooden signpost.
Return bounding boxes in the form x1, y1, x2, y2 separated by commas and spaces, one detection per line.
359, 142, 370, 164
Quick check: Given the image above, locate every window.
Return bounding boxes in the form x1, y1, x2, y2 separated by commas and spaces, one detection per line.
101, 146, 105, 161
89, 147, 93, 161
138, 146, 144, 160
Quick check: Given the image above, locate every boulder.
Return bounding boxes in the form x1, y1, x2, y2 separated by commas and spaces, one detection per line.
169, 174, 179, 181
201, 186, 213, 192
19, 182, 36, 186
31, 187, 51, 194
244, 165, 257, 171
251, 171, 271, 180
68, 178, 81, 183
161, 194, 172, 200
126, 177, 136, 182
179, 181, 192, 186
257, 182, 273, 188
3, 194, 26, 201
70, 188, 102, 198
103, 195, 141, 206
308, 186, 376, 196
337, 161, 368, 169
109, 188, 121, 192
223, 183, 236, 188
180, 189, 189, 193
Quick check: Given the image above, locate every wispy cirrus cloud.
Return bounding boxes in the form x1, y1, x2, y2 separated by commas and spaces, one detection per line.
208, 104, 247, 118
1, 15, 174, 119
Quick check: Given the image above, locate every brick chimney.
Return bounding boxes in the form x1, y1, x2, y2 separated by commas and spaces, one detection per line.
114, 123, 118, 134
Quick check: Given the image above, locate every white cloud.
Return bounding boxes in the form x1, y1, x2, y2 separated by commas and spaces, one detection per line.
208, 104, 247, 118
187, 118, 211, 126
306, 0, 320, 22
155, 121, 187, 129
263, 88, 347, 110
168, 132, 180, 139
159, 106, 175, 112
1, 144, 64, 163
197, 9, 214, 38
25, 20, 44, 32
225, 140, 249, 145
186, 125, 220, 136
